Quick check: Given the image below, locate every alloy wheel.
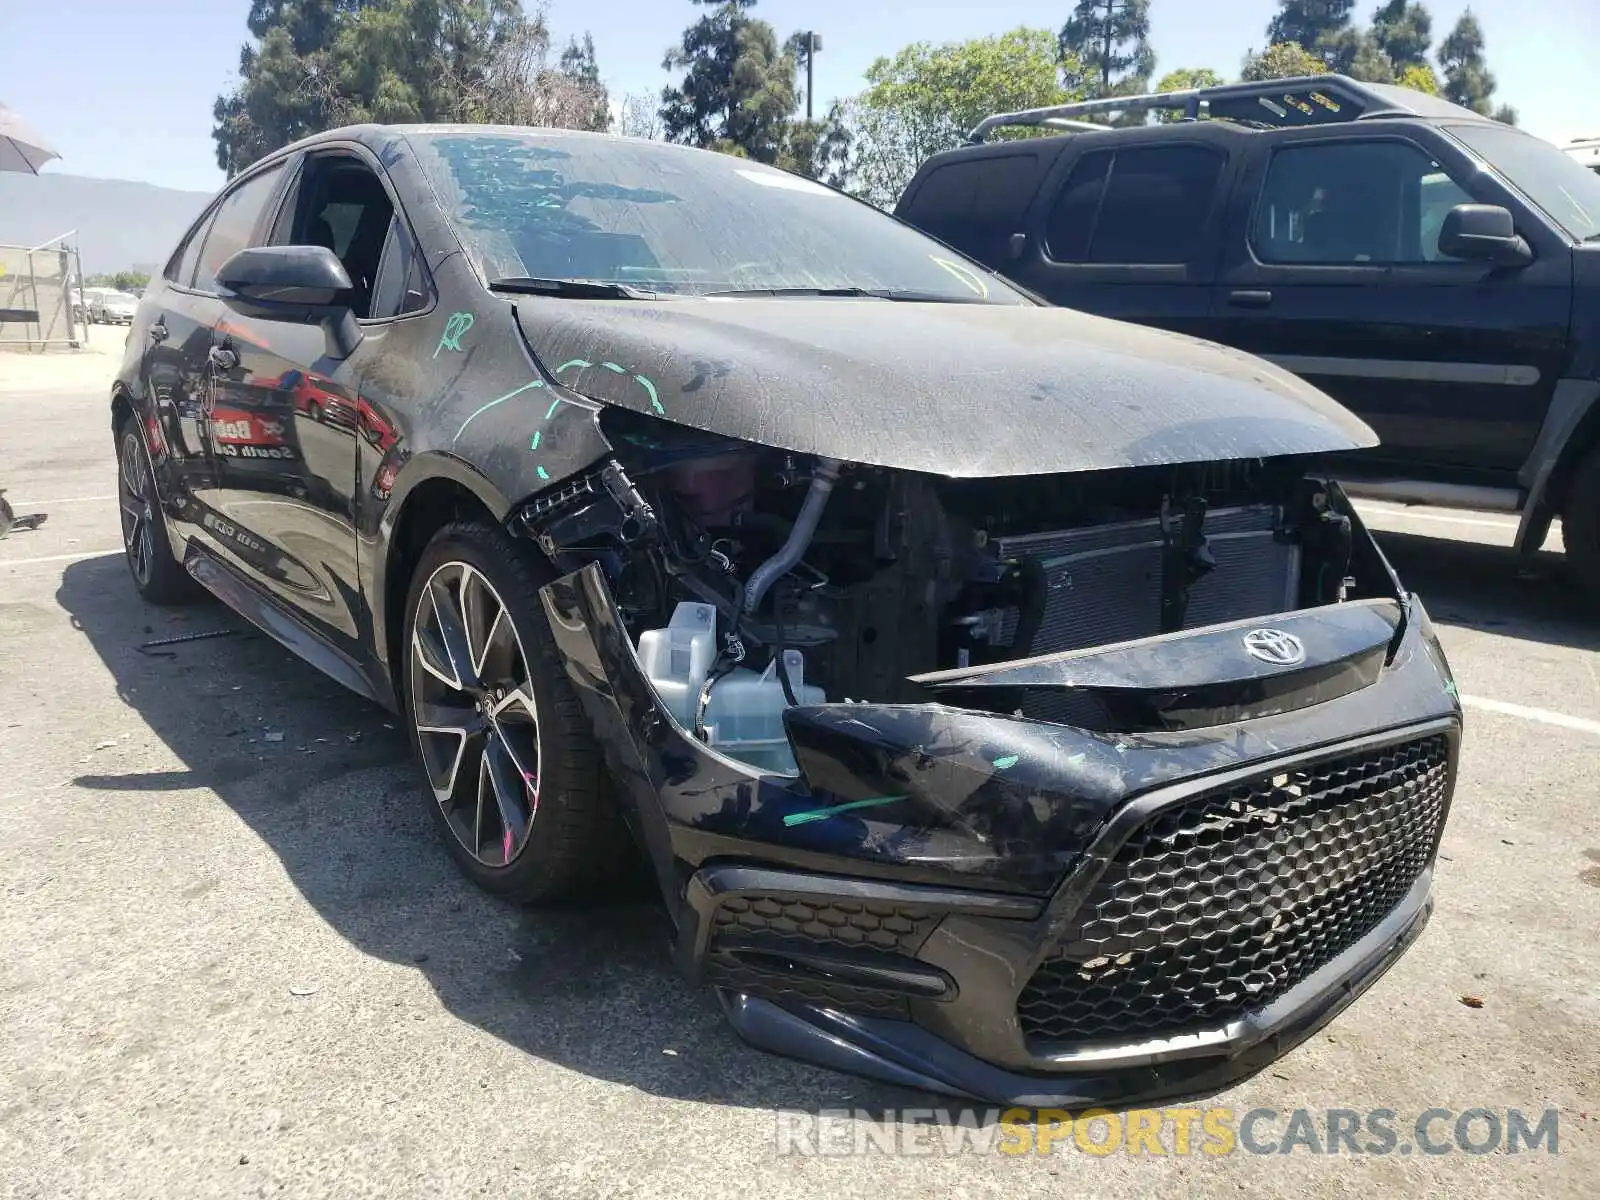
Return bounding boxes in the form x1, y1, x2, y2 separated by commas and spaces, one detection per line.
118, 431, 156, 588
410, 561, 543, 867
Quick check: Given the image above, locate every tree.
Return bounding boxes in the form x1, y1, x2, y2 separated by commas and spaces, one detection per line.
778, 102, 853, 186
213, 0, 610, 176
1058, 0, 1155, 99
1396, 62, 1441, 95
1152, 67, 1223, 122
844, 29, 1079, 209
1317, 26, 1395, 82
1265, 0, 1355, 51
1240, 41, 1330, 81
558, 34, 612, 132
658, 1, 798, 163
1438, 10, 1500, 116
1370, 0, 1432, 67
616, 93, 665, 140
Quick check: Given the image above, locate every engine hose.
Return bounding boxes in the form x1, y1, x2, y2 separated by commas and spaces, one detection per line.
773, 600, 800, 708
741, 457, 842, 617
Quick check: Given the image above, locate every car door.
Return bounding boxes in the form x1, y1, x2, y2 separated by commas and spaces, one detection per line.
206, 145, 430, 658
1005, 134, 1237, 340
144, 161, 292, 542
1212, 128, 1572, 482
139, 203, 224, 512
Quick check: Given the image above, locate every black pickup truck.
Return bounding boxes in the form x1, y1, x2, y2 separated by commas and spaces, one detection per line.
895, 75, 1600, 603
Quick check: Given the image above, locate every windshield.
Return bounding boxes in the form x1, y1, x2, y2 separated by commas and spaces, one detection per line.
1449, 123, 1600, 242
409, 131, 1026, 303
109, 292, 137, 305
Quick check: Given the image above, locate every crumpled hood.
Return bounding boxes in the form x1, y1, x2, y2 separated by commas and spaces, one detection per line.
514, 297, 1376, 477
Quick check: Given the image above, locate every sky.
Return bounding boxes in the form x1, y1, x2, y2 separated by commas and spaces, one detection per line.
4, 0, 1596, 194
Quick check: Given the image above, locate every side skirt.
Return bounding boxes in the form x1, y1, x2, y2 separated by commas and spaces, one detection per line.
185, 541, 383, 705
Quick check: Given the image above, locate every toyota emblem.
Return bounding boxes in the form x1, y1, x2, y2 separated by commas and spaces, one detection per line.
1242, 628, 1306, 666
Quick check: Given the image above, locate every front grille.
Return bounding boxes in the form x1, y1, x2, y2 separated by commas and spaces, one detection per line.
704, 895, 942, 1019
711, 895, 937, 956
1017, 735, 1451, 1047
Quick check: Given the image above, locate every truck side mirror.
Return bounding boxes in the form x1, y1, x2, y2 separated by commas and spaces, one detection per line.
1438, 204, 1533, 267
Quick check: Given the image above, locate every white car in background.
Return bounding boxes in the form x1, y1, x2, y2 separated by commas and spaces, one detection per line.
91, 290, 138, 325
1567, 137, 1600, 175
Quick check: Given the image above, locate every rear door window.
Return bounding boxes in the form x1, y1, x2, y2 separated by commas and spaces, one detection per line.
1045, 145, 1226, 265
901, 153, 1045, 263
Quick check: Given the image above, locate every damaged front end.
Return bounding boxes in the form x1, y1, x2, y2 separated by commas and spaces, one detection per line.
516, 408, 1461, 1105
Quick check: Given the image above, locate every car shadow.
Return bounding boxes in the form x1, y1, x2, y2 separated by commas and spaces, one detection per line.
56, 555, 924, 1114
1371, 530, 1599, 653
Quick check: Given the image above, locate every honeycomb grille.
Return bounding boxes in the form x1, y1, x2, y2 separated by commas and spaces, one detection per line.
705, 895, 943, 1019
1017, 735, 1451, 1047
711, 895, 937, 957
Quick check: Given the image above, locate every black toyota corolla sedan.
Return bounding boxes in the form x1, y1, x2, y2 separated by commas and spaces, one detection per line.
110, 125, 1461, 1106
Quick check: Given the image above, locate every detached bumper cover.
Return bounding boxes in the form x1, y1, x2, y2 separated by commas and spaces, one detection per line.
541, 564, 1461, 1104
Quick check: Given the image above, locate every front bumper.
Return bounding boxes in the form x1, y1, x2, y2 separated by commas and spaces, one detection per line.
540, 564, 1461, 1103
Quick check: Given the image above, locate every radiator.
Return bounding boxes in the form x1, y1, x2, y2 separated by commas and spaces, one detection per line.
993, 505, 1301, 724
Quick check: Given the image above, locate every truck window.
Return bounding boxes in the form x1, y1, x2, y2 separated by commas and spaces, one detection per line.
1044, 145, 1225, 265
1253, 140, 1473, 265
900, 153, 1044, 264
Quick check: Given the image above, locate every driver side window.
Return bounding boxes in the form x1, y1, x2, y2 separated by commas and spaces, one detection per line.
1252, 140, 1474, 265
272, 154, 427, 320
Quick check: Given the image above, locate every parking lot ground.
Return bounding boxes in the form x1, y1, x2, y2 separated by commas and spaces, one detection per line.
1, 361, 1596, 1198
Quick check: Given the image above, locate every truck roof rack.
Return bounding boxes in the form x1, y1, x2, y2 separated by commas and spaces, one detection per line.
966, 74, 1482, 144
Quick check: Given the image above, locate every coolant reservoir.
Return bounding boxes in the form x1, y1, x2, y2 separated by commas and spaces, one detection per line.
636, 602, 823, 775
636, 602, 718, 730
701, 652, 825, 775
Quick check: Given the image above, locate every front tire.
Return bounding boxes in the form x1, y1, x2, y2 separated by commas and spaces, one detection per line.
401, 520, 623, 903
117, 419, 195, 604
1563, 441, 1600, 606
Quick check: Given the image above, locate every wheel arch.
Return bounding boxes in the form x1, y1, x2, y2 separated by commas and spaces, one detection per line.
373, 454, 514, 704
1515, 379, 1600, 555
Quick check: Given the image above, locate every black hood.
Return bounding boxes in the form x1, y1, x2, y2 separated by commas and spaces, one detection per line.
514, 298, 1376, 477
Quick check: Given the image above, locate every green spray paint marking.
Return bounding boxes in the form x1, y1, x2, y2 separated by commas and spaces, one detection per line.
782, 795, 907, 827
635, 373, 664, 415
554, 357, 665, 415
992, 755, 1019, 770
544, 398, 563, 419
434, 311, 474, 358
536, 466, 550, 480
530, 430, 541, 451
453, 379, 544, 442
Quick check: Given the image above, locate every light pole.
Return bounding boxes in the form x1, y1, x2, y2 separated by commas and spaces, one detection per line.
800, 31, 823, 122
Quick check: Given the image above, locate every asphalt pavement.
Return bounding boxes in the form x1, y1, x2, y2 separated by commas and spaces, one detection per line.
1, 355, 1595, 1199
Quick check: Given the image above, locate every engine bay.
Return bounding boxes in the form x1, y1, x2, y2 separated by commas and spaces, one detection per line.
518, 408, 1394, 773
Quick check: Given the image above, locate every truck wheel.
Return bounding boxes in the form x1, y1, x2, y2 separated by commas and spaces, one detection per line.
1563, 441, 1600, 606
400, 520, 630, 903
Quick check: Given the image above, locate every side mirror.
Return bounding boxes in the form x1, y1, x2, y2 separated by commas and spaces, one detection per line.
1438, 203, 1533, 267
216, 245, 362, 357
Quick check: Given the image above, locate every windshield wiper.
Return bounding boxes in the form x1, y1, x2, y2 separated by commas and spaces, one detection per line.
702, 286, 982, 302
489, 276, 662, 300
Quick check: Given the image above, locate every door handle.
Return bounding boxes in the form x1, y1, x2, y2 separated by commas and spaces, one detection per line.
148, 320, 168, 344
1227, 289, 1273, 309
208, 345, 239, 371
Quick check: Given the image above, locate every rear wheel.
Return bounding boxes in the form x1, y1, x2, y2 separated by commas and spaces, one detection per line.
1563, 441, 1600, 606
401, 520, 624, 902
117, 420, 195, 604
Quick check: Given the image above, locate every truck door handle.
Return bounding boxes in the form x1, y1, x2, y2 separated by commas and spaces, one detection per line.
208, 345, 239, 371
1227, 289, 1273, 309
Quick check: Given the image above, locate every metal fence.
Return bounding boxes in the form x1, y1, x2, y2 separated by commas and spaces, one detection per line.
0, 232, 85, 349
